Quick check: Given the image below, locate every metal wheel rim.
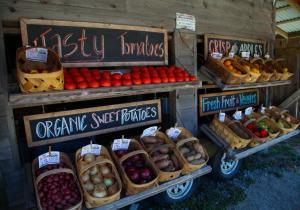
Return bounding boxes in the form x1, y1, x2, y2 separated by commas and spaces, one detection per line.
166, 179, 194, 199
220, 153, 239, 175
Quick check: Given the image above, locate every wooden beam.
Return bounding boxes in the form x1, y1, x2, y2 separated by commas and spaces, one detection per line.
276, 5, 291, 12
277, 17, 300, 25
275, 26, 289, 39
287, 0, 300, 12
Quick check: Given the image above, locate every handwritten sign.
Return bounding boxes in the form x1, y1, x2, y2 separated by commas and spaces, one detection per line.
204, 34, 265, 60
199, 89, 259, 116
20, 19, 168, 67
38, 151, 60, 168
176, 13, 196, 31
81, 144, 101, 156
112, 138, 131, 151
24, 100, 161, 147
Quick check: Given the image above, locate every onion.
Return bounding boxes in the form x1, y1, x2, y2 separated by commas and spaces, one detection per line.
100, 165, 111, 175
103, 178, 113, 187
91, 173, 103, 184
84, 154, 96, 163
89, 166, 99, 176
92, 184, 107, 198
83, 181, 94, 191
81, 171, 90, 183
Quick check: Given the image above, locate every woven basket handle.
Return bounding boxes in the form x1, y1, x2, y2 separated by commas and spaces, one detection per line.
79, 157, 114, 176
176, 137, 198, 148
243, 118, 256, 127
119, 149, 148, 163
36, 168, 74, 184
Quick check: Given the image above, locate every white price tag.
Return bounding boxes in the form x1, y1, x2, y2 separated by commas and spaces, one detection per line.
218, 112, 226, 122
254, 54, 260, 58
241, 51, 250, 59
229, 52, 235, 58
141, 126, 158, 138
233, 111, 242, 120
26, 48, 48, 62
112, 138, 131, 151
38, 151, 60, 168
265, 54, 270, 59
176, 13, 196, 31
245, 107, 253, 116
211, 52, 223, 60
260, 106, 266, 114
81, 144, 101, 156
167, 127, 182, 139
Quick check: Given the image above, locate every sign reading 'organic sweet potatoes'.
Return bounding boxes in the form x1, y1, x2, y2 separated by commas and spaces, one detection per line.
24, 100, 161, 147
21, 19, 168, 67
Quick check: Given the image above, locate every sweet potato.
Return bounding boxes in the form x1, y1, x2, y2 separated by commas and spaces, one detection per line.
190, 158, 206, 165
161, 165, 176, 172
193, 143, 205, 156
171, 154, 179, 169
155, 159, 170, 169
179, 147, 190, 155
151, 154, 169, 162
159, 146, 170, 154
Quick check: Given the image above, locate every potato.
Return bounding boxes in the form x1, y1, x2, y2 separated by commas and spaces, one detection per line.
161, 165, 176, 172
152, 154, 169, 162
187, 155, 195, 162
171, 154, 179, 169
159, 146, 170, 154
184, 151, 196, 158
155, 159, 170, 169
190, 158, 206, 165
179, 147, 190, 155
193, 143, 205, 156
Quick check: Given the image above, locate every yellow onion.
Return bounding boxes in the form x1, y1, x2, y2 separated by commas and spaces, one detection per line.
89, 166, 99, 176
92, 184, 107, 198
81, 171, 90, 183
100, 165, 111, 175
83, 181, 94, 191
91, 173, 103, 184
84, 154, 96, 163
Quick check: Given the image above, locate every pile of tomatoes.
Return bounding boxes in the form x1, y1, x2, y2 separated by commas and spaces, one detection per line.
64, 66, 197, 90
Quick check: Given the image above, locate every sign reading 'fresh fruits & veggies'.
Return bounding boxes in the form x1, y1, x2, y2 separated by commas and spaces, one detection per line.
24, 100, 161, 147
199, 89, 259, 116
21, 19, 168, 67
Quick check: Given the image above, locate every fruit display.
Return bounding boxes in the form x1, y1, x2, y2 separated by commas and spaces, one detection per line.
111, 139, 158, 195
245, 122, 269, 138
250, 58, 273, 82
223, 59, 245, 75
32, 153, 83, 210
272, 59, 293, 81
140, 131, 183, 182
16, 47, 64, 93
75, 146, 122, 208
63, 66, 197, 90
265, 106, 299, 130
235, 56, 261, 83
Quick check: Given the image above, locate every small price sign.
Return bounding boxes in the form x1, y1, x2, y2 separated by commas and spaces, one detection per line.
166, 127, 182, 139
245, 107, 253, 116
141, 126, 158, 138
38, 151, 60, 168
241, 51, 250, 59
218, 112, 226, 122
112, 138, 131, 151
211, 52, 223, 60
81, 144, 101, 156
26, 47, 48, 62
265, 54, 270, 59
254, 54, 260, 58
229, 52, 235, 58
260, 105, 266, 114
233, 111, 242, 120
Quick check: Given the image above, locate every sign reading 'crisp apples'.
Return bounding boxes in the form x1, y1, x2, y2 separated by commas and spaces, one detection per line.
24, 100, 161, 147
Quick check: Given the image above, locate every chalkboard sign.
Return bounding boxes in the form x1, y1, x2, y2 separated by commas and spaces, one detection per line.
20, 19, 168, 67
24, 100, 161, 147
199, 89, 259, 116
204, 34, 266, 60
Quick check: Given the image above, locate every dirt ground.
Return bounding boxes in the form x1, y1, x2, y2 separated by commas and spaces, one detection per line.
129, 136, 300, 210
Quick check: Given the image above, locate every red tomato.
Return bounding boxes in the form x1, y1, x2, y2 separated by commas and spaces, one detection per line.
176, 77, 184, 82
65, 77, 73, 83
142, 77, 151, 84
161, 77, 169, 83
151, 72, 159, 78
169, 65, 176, 71
141, 67, 148, 72
88, 80, 100, 88
184, 76, 190, 82
133, 78, 142, 85
152, 77, 161, 84
63, 69, 69, 74
159, 73, 167, 78
91, 69, 101, 76
112, 73, 122, 80
69, 68, 79, 74
142, 73, 150, 79
71, 72, 81, 78
131, 72, 140, 79
175, 73, 184, 78
64, 83, 76, 90
85, 76, 95, 83
101, 79, 111, 87
189, 75, 197, 81
77, 82, 88, 89
132, 67, 140, 73
111, 79, 122, 87
80, 67, 89, 75
122, 79, 132, 86
122, 73, 131, 80
74, 76, 85, 83
94, 74, 101, 80
102, 70, 111, 78
168, 76, 176, 83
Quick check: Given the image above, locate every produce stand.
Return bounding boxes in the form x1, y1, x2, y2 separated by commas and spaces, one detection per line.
200, 124, 300, 160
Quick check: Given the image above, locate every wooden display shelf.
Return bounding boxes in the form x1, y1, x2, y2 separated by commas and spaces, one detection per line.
9, 81, 201, 108
200, 124, 300, 160
199, 66, 292, 91
25, 163, 211, 210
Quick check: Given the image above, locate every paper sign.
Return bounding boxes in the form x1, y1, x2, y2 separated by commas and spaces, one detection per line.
112, 138, 131, 151
233, 111, 242, 120
211, 52, 223, 60
167, 127, 182, 139
218, 113, 226, 122
141, 126, 158, 138
229, 52, 235, 58
38, 151, 60, 168
254, 54, 260, 58
245, 107, 253, 116
265, 54, 270, 59
260, 105, 266, 114
26, 48, 48, 62
241, 51, 250, 59
81, 144, 101, 156
176, 13, 196, 31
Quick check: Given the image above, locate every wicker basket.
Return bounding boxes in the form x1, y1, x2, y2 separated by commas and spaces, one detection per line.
263, 59, 279, 81
250, 58, 273, 82
206, 56, 248, 84
16, 47, 64, 93
274, 58, 294, 80
75, 146, 122, 208
176, 137, 209, 174
32, 152, 83, 210
255, 115, 281, 138
235, 56, 261, 83
243, 119, 271, 147
264, 109, 295, 134
266, 107, 299, 130
116, 149, 159, 195
210, 115, 252, 149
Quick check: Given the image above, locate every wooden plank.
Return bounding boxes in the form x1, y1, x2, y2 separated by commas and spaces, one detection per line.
92, 165, 212, 210
9, 81, 201, 108
24, 99, 162, 147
